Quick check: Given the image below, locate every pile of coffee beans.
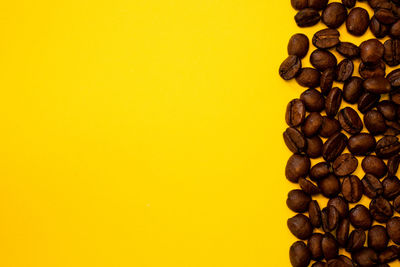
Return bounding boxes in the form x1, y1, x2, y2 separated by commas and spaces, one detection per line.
281, 1, 400, 266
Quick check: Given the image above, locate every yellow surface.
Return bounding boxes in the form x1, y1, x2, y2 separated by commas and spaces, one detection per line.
0, 1, 397, 266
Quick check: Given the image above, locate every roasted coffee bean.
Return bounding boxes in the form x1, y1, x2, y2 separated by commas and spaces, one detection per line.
346, 229, 366, 252
342, 0, 356, 8
336, 218, 350, 247
322, 132, 347, 162
286, 99, 306, 127
322, 3, 347, 29
290, 241, 311, 267
336, 42, 360, 59
349, 204, 372, 230
330, 255, 354, 267
362, 174, 383, 199
287, 189, 312, 213
309, 200, 322, 227
343, 77, 363, 104
360, 39, 384, 63
283, 127, 307, 154
302, 112, 323, 137
279, 55, 302, 80
306, 136, 323, 158
309, 0, 329, 10
387, 217, 400, 244
333, 153, 358, 176
327, 196, 348, 218
319, 116, 341, 138
348, 133, 376, 156
362, 155, 387, 178
368, 0, 391, 9
300, 88, 325, 112
318, 174, 340, 198
379, 245, 399, 263
310, 162, 331, 181
384, 39, 400, 66
391, 88, 400, 105
325, 87, 342, 118
291, 0, 308, 10
359, 60, 386, 79
286, 154, 311, 183
387, 68, 400, 87
364, 110, 387, 135
322, 233, 338, 260
296, 68, 321, 87
352, 248, 378, 267
338, 107, 362, 134
288, 214, 313, 240
370, 16, 389, 39
368, 225, 389, 252
393, 195, 400, 212
375, 7, 397, 25
322, 205, 339, 232
299, 178, 320, 195
288, 33, 309, 58
376, 135, 400, 158
388, 154, 400, 177
320, 68, 335, 95
377, 100, 397, 121
358, 92, 380, 113
310, 49, 337, 71
390, 20, 400, 39
311, 262, 326, 267
370, 196, 393, 223
382, 176, 400, 199
295, 8, 321, 27
308, 233, 324, 260
313, 28, 340, 49
342, 175, 363, 203
336, 59, 353, 82
384, 120, 400, 135
363, 77, 391, 94
346, 7, 370, 36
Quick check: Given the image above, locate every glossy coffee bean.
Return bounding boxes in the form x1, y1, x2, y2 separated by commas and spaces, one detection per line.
322, 233, 338, 260
286, 99, 306, 127
370, 16, 389, 39
322, 3, 347, 29
290, 241, 311, 267
349, 204, 372, 230
291, 0, 308, 10
363, 77, 391, 94
306, 136, 323, 158
376, 135, 400, 158
375, 7, 397, 25
322, 205, 339, 232
288, 214, 313, 240
336, 218, 349, 247
364, 110, 387, 135
319, 116, 341, 138
385, 120, 400, 135
300, 89, 325, 112
379, 245, 399, 263
387, 69, 400, 87
308, 233, 324, 260
388, 154, 400, 177
362, 174, 383, 199
370, 196, 393, 223
309, 0, 329, 10
285, 154, 311, 183
377, 100, 397, 121
320, 68, 335, 95
361, 155, 387, 178
336, 59, 353, 82
288, 33, 309, 59
359, 60, 386, 79
331, 255, 354, 267
302, 112, 323, 137
311, 262, 325, 267
279, 55, 301, 80
348, 133, 376, 156
318, 174, 340, 198
360, 39, 384, 63
346, 7, 370, 36
387, 217, 400, 244
283, 127, 306, 154
393, 195, 400, 212
368, 0, 391, 10
295, 8, 321, 27
333, 153, 358, 176
336, 42, 360, 59
342, 175, 363, 203
343, 76, 363, 103
309, 162, 330, 181
390, 20, 400, 39
342, 0, 356, 8
325, 87, 342, 118
338, 107, 362, 134
309, 200, 322, 228
382, 176, 400, 199
286, 189, 311, 213
327, 196, 348, 218
368, 225, 389, 252
299, 178, 320, 195
322, 132, 347, 162
383, 39, 400, 66
312, 28, 340, 49
358, 92, 380, 113
310, 49, 337, 71
296, 68, 321, 87
391, 88, 400, 105
346, 228, 366, 252
352, 248, 378, 267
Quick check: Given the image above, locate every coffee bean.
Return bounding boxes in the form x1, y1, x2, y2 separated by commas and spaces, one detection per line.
327, 196, 348, 218
363, 77, 391, 94
336, 42, 360, 59
338, 107, 363, 134
310, 162, 331, 181
370, 16, 389, 39
309, 0, 329, 10
288, 214, 313, 240
286, 189, 312, 212
376, 135, 400, 158
387, 69, 400, 86
286, 99, 306, 127
313, 28, 340, 49
368, 225, 389, 252
322, 3, 347, 29
322, 132, 347, 162
283, 127, 307, 154
330, 255, 354, 267
291, 0, 308, 10
342, 175, 363, 203
384, 120, 400, 135
288, 33, 309, 58
359, 60, 386, 79
352, 247, 378, 267
300, 88, 325, 112
348, 133, 376, 156
360, 39, 384, 63
390, 88, 400, 105
388, 154, 400, 177
319, 116, 341, 138
296, 68, 321, 87
375, 8, 397, 25
384, 39, 400, 66
358, 92, 380, 113
362, 155, 387, 178
322, 233, 339, 260
311, 262, 325, 267
295, 8, 321, 27
390, 20, 400, 39
310, 49, 337, 71
308, 233, 324, 260
336, 217, 350, 247
379, 245, 399, 263
322, 205, 340, 233
346, 228, 366, 252
364, 110, 387, 135
336, 59, 353, 82
377, 100, 397, 121
333, 153, 358, 176
370, 196, 393, 223
346, 7, 370, 36
320, 68, 336, 95
386, 217, 400, 244
382, 176, 400, 199
349, 204, 372, 230
299, 178, 320, 195
290, 241, 311, 267
302, 112, 323, 137
342, 0, 356, 8
368, 0, 391, 10
309, 200, 322, 227
362, 174, 383, 199
325, 87, 342, 118
343, 77, 364, 104
279, 55, 302, 80
286, 154, 311, 183
318, 173, 340, 198
306, 136, 323, 158
393, 195, 400, 212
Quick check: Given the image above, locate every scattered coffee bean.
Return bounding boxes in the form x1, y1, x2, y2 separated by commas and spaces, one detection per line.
309, 200, 322, 228
327, 196, 348, 218
309, 162, 330, 181
386, 217, 400, 244
310, 49, 337, 71
296, 68, 321, 87
368, 225, 389, 251
376, 135, 400, 158
290, 241, 311, 267
313, 28, 340, 49
342, 175, 363, 203
393, 194, 400, 212
286, 154, 311, 182
333, 153, 358, 176
387, 68, 400, 87
388, 154, 400, 177
320, 68, 335, 95
300, 88, 325, 112
369, 196, 393, 223
301, 112, 323, 137
325, 87, 342, 118
306, 136, 323, 158
358, 92, 380, 113
364, 110, 387, 135
370, 15, 389, 38
322, 132, 347, 162
343, 76, 363, 104
391, 20, 400, 38
391, 88, 400, 105
377, 100, 397, 121
291, 0, 308, 10
319, 116, 341, 137
346, 228, 366, 252
283, 127, 307, 154
361, 155, 387, 178
336, 217, 350, 247
322, 232, 338, 260
352, 247, 378, 267
336, 59, 353, 82
308, 233, 324, 260
382, 176, 400, 199
360, 39, 384, 63
349, 204, 372, 230
318, 173, 340, 198
295, 8, 321, 27
383, 39, 400, 66
362, 174, 383, 199
286, 189, 312, 212
286, 99, 306, 127
359, 60, 386, 79
288, 214, 313, 240
322, 3, 347, 29
378, 245, 399, 263
336, 42, 360, 59
338, 107, 362, 134
321, 205, 339, 232
346, 7, 370, 36
363, 77, 391, 94
348, 133, 376, 156
288, 33, 309, 58
299, 178, 320, 195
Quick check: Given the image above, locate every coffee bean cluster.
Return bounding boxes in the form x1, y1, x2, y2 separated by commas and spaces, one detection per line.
281, 1, 400, 267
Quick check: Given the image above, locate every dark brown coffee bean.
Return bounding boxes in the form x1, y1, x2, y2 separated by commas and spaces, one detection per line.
308, 233, 324, 260
288, 33, 309, 59
286, 189, 312, 213
376, 135, 400, 158
295, 8, 321, 27
377, 100, 397, 121
384, 39, 400, 66
387, 69, 400, 87
286, 99, 306, 127
359, 60, 386, 79
330, 255, 354, 267
358, 92, 380, 113
288, 214, 313, 240
322, 233, 338, 260
302, 112, 323, 137
388, 154, 400, 177
346, 7, 370, 36
309, 200, 322, 227
337, 218, 350, 247
338, 107, 363, 134
286, 154, 311, 183
327, 196, 348, 218
333, 153, 358, 176
306, 136, 323, 158
382, 176, 400, 199
387, 217, 400, 244
319, 116, 341, 138
336, 42, 360, 59
309, 0, 329, 10
370, 196, 393, 223
368, 0, 391, 9
320, 68, 335, 95
283, 127, 307, 154
310, 162, 331, 181
342, 175, 363, 203
348, 133, 376, 156
349, 204, 372, 230
291, 0, 308, 10
310, 49, 337, 72
375, 8, 397, 25
362, 155, 387, 178
384, 120, 400, 135
368, 225, 389, 252
279, 55, 302, 80
364, 110, 387, 135
363, 77, 391, 94
391, 88, 400, 105
300, 88, 325, 112
343, 77, 363, 104
360, 39, 384, 63
299, 178, 320, 195
290, 241, 311, 267
322, 132, 347, 162
313, 29, 340, 49
318, 174, 340, 198
322, 206, 339, 232
394, 195, 400, 212
311, 262, 326, 267
353, 247, 378, 267
342, 0, 356, 8
322, 3, 347, 29
296, 68, 321, 87
390, 20, 400, 39
325, 87, 342, 118
370, 16, 389, 39
336, 59, 353, 82
346, 228, 366, 252
362, 174, 383, 199
379, 245, 399, 263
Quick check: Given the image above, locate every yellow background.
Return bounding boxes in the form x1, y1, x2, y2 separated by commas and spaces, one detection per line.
0, 0, 397, 266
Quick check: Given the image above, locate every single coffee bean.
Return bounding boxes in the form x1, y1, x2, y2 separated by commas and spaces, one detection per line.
288, 214, 313, 240
310, 49, 337, 71
341, 175, 363, 203
364, 110, 387, 135
309, 0, 329, 10
320, 68, 335, 95
358, 92, 380, 113
360, 39, 384, 63
283, 127, 307, 154
362, 174, 383, 199
361, 155, 387, 178
386, 217, 400, 244
308, 233, 324, 260
300, 88, 325, 112
295, 8, 321, 27
376, 135, 400, 158
348, 133, 376, 156
393, 194, 400, 212
368, 0, 391, 9
363, 77, 391, 94
343, 77, 363, 104
368, 225, 389, 252
375, 8, 397, 25
390, 88, 400, 105
311, 262, 325, 267
306, 136, 323, 158
286, 189, 312, 213
336, 59, 353, 82
319, 116, 341, 138
309, 200, 322, 227
322, 132, 347, 162
313, 28, 340, 49
352, 247, 378, 267
382, 176, 400, 199
370, 196, 393, 223
359, 60, 386, 79
290, 241, 311, 267
336, 218, 350, 247
286, 99, 306, 127
342, 0, 356, 8
346, 7, 370, 36
330, 255, 354, 267
322, 3, 347, 29
318, 174, 340, 198
388, 154, 400, 177
338, 107, 362, 134
379, 245, 399, 263
296, 68, 321, 87
285, 154, 311, 183
299, 178, 320, 195
322, 205, 339, 233
279, 55, 302, 80
377, 100, 397, 120
333, 153, 358, 177
336, 42, 360, 59
325, 87, 342, 118
387, 69, 400, 87
384, 39, 400, 66
302, 112, 323, 137
349, 204, 372, 230
390, 20, 400, 39
322, 233, 339, 260
291, 0, 308, 10
370, 16, 389, 39
346, 228, 366, 252
288, 33, 309, 59
310, 162, 330, 181
384, 120, 400, 135
327, 196, 348, 218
